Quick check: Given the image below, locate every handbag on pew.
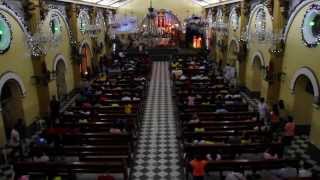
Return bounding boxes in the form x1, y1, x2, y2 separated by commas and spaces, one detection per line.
97, 174, 115, 180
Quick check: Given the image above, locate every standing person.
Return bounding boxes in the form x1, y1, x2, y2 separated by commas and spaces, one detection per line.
258, 98, 268, 124
283, 116, 295, 145
278, 100, 288, 122
49, 95, 60, 127
15, 118, 26, 142
270, 104, 280, 131
190, 154, 209, 180
9, 124, 21, 159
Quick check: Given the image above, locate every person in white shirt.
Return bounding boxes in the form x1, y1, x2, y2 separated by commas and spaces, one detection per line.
9, 125, 20, 147
121, 96, 131, 101
258, 97, 268, 124
180, 74, 187, 80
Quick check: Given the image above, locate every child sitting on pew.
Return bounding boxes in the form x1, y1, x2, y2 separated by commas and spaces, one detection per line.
190, 154, 209, 180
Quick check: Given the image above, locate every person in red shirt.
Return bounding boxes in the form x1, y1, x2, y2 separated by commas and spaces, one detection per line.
283, 116, 295, 145
190, 155, 208, 180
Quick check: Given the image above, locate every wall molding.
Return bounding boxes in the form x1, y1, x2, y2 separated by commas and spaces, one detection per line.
46, 9, 72, 40
290, 67, 320, 104
247, 4, 270, 40
0, 5, 30, 38
284, 0, 316, 42
251, 51, 265, 67
53, 54, 68, 72
0, 71, 26, 111
78, 40, 92, 55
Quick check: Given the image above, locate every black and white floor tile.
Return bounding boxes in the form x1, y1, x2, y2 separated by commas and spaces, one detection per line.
284, 135, 320, 175
131, 61, 183, 180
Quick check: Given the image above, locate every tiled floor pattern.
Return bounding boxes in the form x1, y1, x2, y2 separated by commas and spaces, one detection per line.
131, 61, 183, 180
284, 135, 320, 175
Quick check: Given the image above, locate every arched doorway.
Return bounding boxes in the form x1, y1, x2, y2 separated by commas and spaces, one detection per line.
80, 43, 92, 78
0, 79, 25, 139
55, 60, 67, 100
251, 55, 263, 94
292, 75, 314, 125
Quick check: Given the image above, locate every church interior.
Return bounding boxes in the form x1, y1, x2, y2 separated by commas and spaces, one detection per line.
0, 0, 320, 179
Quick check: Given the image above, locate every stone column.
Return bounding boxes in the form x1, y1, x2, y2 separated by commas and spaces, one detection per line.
27, 0, 50, 116
266, 0, 286, 104
237, 0, 250, 86
66, 3, 81, 88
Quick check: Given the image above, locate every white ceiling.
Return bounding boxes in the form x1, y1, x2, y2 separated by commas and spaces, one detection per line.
59, 0, 238, 8
78, 0, 133, 8
192, 0, 230, 7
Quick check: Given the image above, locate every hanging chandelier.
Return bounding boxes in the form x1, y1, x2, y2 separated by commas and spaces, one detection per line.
140, 0, 160, 38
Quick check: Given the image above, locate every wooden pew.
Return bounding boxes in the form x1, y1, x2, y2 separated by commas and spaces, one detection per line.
180, 104, 249, 113
14, 160, 128, 180
185, 159, 300, 180
180, 112, 257, 122
183, 143, 283, 160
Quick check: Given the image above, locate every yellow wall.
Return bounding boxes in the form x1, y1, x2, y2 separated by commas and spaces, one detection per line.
117, 0, 202, 24
278, 1, 320, 148
41, 11, 75, 98
0, 9, 40, 144
245, 6, 273, 101
0, 4, 111, 146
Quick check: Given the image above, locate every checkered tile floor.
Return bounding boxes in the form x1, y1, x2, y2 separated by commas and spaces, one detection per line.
284, 135, 320, 175
131, 61, 183, 180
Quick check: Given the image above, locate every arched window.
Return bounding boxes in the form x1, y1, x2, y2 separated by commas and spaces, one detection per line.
255, 8, 266, 41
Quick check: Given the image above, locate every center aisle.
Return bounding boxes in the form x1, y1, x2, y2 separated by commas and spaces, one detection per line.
132, 61, 182, 180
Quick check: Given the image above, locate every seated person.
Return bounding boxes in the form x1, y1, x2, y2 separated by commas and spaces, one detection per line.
33, 151, 49, 162
240, 132, 252, 144
81, 101, 92, 109
206, 153, 222, 161
180, 74, 187, 80
188, 113, 200, 124
110, 119, 127, 134
63, 110, 74, 115
187, 95, 196, 106
124, 103, 133, 114
79, 110, 90, 115
132, 93, 141, 101
225, 93, 233, 100
95, 90, 103, 96
194, 125, 205, 133
121, 95, 132, 101
228, 131, 241, 144
263, 148, 279, 160
190, 154, 209, 180
215, 104, 228, 113
99, 95, 108, 102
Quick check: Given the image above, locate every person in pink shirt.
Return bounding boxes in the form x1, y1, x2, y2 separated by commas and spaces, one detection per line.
283, 116, 295, 145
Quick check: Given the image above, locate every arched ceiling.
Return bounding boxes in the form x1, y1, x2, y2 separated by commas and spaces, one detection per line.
74, 0, 237, 8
